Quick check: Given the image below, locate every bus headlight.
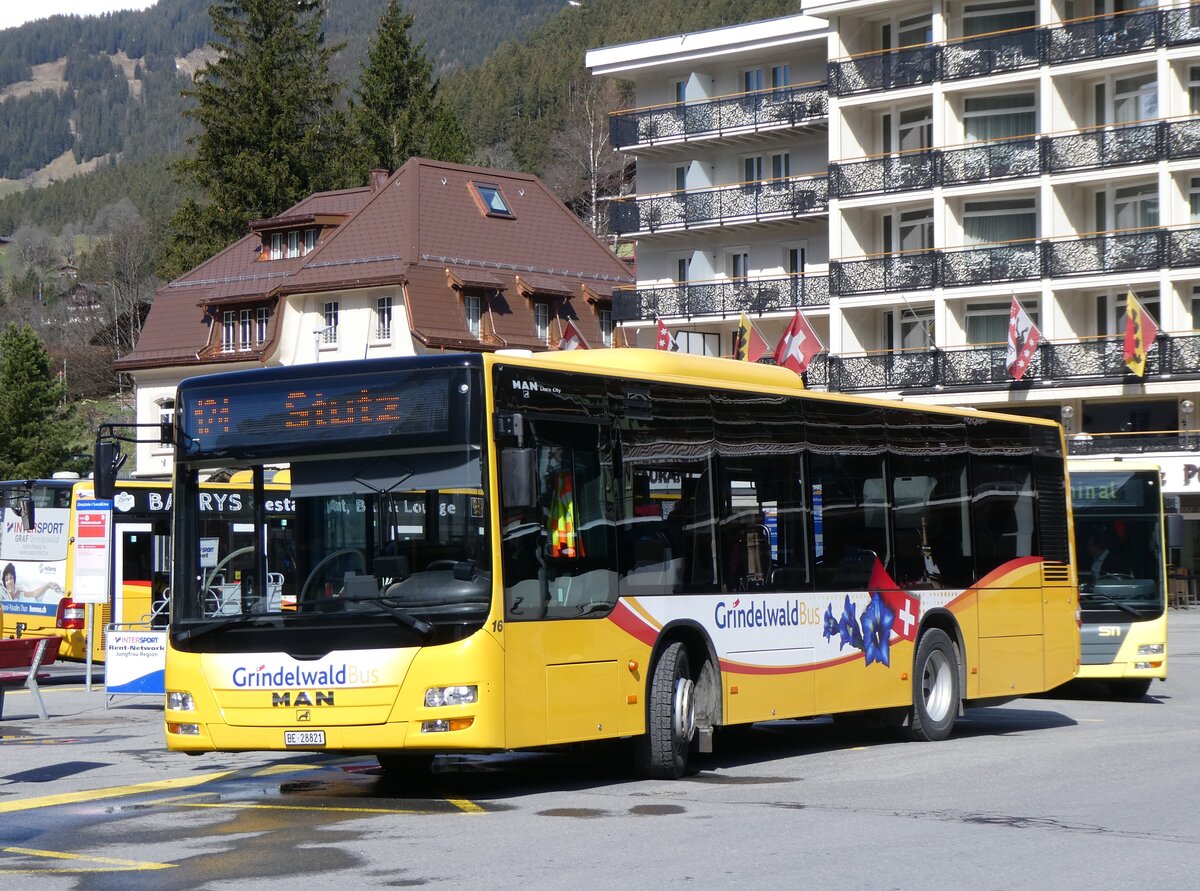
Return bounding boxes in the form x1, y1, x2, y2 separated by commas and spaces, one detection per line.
1136, 644, 1164, 655
424, 685, 477, 707
167, 692, 195, 711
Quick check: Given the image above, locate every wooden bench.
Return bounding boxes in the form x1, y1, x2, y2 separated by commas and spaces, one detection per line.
0, 636, 63, 720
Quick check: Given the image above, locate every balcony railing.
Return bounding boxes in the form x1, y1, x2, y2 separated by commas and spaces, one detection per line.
612, 273, 830, 322
830, 225, 1200, 296
1068, 430, 1200, 455
832, 118, 1200, 199
814, 332, 1200, 394
830, 6, 1200, 97
608, 83, 828, 149
608, 175, 828, 236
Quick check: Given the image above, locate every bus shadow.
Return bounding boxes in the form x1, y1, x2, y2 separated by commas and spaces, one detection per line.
1032, 679, 1168, 703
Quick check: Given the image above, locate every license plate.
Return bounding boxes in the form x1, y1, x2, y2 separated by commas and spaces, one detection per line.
284, 730, 326, 747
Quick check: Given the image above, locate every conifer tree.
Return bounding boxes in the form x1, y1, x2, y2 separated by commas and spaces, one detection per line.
0, 323, 71, 479
162, 0, 345, 279
345, 0, 471, 182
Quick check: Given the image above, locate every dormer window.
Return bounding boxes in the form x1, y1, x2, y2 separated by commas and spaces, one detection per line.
471, 182, 515, 219
287, 231, 300, 259
270, 233, 283, 260
304, 228, 318, 254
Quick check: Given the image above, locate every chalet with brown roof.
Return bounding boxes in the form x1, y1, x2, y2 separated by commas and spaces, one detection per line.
116, 158, 634, 476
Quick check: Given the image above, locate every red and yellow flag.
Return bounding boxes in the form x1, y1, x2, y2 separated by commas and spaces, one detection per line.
1123, 291, 1159, 378
733, 312, 769, 362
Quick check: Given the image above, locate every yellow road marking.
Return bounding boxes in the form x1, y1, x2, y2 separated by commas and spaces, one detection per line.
174, 801, 432, 815
0, 845, 175, 872
444, 796, 485, 814
250, 763, 326, 777
0, 770, 237, 814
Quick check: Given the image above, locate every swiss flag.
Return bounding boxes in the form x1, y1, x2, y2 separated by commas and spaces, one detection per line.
868, 558, 920, 642
558, 320, 588, 350
1005, 297, 1041, 381
772, 309, 822, 376
655, 318, 678, 351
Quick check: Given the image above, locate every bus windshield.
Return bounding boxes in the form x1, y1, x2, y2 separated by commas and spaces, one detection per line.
1071, 467, 1164, 618
170, 358, 488, 646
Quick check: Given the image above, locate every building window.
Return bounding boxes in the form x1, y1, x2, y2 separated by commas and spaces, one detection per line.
883, 208, 934, 253
885, 308, 934, 350
882, 13, 932, 50
770, 152, 791, 181
1191, 286, 1200, 329
221, 311, 236, 352
255, 307, 269, 344
286, 231, 300, 259
743, 68, 764, 93
967, 301, 1036, 345
963, 198, 1037, 245
784, 243, 807, 274
1190, 176, 1200, 222
963, 93, 1036, 142
1190, 66, 1200, 114
675, 256, 691, 283
471, 182, 514, 218
728, 249, 750, 280
771, 64, 790, 90
1096, 182, 1158, 231
742, 155, 764, 183
599, 307, 613, 347
270, 233, 283, 260
675, 166, 687, 192
322, 302, 339, 345
376, 296, 393, 340
534, 302, 550, 343
1095, 72, 1156, 126
674, 79, 687, 104
156, 399, 174, 451
239, 309, 252, 351
465, 294, 482, 336
962, 0, 1035, 37
304, 228, 318, 254
882, 106, 933, 153
1100, 290, 1159, 336
676, 330, 720, 356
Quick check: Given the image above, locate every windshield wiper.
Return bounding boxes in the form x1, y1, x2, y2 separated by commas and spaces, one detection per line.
1080, 589, 1144, 619
314, 595, 434, 639
173, 614, 280, 644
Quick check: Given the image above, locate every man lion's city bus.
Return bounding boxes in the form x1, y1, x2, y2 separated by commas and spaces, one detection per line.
159, 351, 1079, 778
1068, 460, 1167, 698
1, 476, 292, 661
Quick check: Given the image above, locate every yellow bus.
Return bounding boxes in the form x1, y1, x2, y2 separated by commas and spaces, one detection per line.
1, 476, 292, 661
159, 351, 1079, 778
1068, 460, 1167, 698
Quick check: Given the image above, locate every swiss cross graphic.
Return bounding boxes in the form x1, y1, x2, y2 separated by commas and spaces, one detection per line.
868, 559, 920, 643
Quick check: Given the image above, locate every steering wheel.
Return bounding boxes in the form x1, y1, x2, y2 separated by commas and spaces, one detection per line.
202, 545, 257, 594
298, 548, 367, 601
1099, 571, 1133, 580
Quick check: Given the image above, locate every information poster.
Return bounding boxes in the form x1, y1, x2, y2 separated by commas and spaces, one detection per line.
105, 630, 167, 695
71, 498, 113, 604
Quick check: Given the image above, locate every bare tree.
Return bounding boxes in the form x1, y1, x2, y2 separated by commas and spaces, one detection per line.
542, 77, 631, 235
79, 213, 161, 361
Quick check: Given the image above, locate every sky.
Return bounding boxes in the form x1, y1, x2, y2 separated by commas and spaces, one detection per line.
0, 2, 157, 32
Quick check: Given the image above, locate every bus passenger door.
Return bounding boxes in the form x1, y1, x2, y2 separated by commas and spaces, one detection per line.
500, 418, 629, 748
113, 523, 157, 630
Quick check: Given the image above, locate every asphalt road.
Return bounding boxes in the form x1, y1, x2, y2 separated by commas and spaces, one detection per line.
2, 610, 1198, 889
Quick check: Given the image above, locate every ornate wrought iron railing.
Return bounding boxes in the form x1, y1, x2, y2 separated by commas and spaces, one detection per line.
1068, 431, 1200, 455
830, 6, 1200, 97
608, 175, 828, 236
814, 333, 1200, 394
612, 273, 830, 322
830, 225, 1200, 296
832, 118, 1200, 199
608, 83, 828, 149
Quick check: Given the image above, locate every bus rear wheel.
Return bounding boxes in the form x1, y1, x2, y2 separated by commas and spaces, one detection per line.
636, 641, 695, 779
906, 629, 959, 742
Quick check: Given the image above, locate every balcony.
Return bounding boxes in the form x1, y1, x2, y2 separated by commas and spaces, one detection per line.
608, 175, 828, 236
829, 5, 1200, 98
831, 118, 1200, 200
612, 273, 830, 322
830, 225, 1200, 297
813, 332, 1200, 394
1068, 430, 1200, 456
608, 83, 828, 150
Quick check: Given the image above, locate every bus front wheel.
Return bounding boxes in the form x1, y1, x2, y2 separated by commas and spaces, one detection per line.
1109, 678, 1152, 699
906, 629, 959, 742
636, 641, 695, 779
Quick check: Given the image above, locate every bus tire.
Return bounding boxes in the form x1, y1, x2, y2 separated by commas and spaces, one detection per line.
635, 641, 695, 779
906, 629, 959, 742
1109, 678, 1152, 699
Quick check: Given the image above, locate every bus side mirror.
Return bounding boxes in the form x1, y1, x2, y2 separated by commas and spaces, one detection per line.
500, 448, 537, 510
16, 497, 35, 532
94, 440, 126, 500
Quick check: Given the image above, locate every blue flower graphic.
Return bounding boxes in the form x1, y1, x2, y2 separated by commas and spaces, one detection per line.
838, 594, 864, 651
861, 591, 896, 667
822, 604, 838, 641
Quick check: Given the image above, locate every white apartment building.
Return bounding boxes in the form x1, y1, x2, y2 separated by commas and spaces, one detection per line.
587, 2, 1200, 574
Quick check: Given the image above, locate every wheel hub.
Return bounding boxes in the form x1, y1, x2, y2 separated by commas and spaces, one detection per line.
673, 677, 696, 741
